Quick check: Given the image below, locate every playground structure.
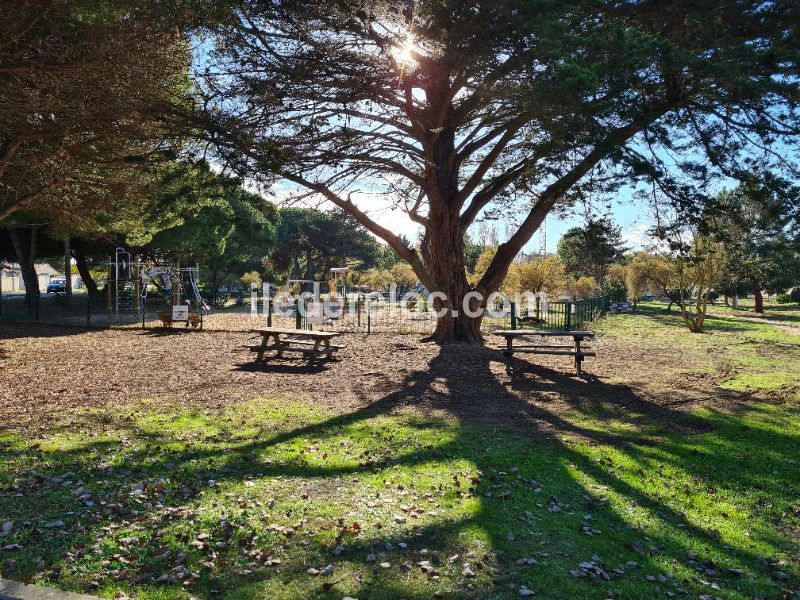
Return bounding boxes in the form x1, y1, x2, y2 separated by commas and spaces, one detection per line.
107, 247, 209, 324
270, 268, 351, 321
328, 267, 348, 318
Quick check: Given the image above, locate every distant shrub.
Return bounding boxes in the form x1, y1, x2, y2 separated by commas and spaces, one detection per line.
776, 293, 792, 304
601, 280, 627, 303
791, 288, 800, 304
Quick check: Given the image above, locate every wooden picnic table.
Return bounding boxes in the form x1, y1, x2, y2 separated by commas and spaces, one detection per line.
248, 327, 345, 365
493, 329, 596, 377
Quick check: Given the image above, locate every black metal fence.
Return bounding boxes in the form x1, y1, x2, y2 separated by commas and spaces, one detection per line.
0, 289, 609, 335
510, 296, 610, 331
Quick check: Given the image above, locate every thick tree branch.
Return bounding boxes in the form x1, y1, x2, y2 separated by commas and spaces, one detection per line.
459, 161, 528, 228
477, 107, 672, 294
453, 118, 527, 207
280, 170, 434, 289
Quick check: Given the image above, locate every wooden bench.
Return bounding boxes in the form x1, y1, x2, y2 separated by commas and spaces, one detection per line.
248, 327, 344, 365
493, 329, 596, 377
156, 310, 201, 328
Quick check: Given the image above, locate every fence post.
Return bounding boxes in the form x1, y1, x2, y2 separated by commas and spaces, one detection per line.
267, 296, 273, 327
295, 298, 302, 329
367, 299, 371, 334
565, 301, 572, 330
510, 301, 517, 329
250, 284, 258, 319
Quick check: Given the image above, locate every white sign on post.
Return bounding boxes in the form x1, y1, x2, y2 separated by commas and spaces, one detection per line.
172, 305, 189, 322
307, 301, 324, 325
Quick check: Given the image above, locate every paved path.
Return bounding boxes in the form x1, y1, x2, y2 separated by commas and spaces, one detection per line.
0, 580, 99, 600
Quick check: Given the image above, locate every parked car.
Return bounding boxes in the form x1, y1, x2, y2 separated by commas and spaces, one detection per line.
46, 279, 66, 294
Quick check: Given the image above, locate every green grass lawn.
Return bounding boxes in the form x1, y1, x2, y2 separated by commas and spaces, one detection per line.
596, 300, 800, 399
0, 303, 798, 599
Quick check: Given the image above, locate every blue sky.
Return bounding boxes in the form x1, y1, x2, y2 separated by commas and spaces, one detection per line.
539, 187, 652, 253
269, 180, 654, 255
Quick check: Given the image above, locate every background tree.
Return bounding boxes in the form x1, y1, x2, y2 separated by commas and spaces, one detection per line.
34, 159, 279, 304
390, 262, 419, 292
673, 234, 725, 333
469, 247, 497, 287
202, 0, 800, 341
269, 208, 380, 281
711, 181, 800, 313
464, 235, 491, 275
374, 243, 405, 270
353, 267, 393, 291
603, 263, 629, 303
624, 252, 674, 309
138, 161, 278, 304
0, 0, 195, 299
556, 218, 625, 284
505, 255, 566, 298
567, 276, 599, 300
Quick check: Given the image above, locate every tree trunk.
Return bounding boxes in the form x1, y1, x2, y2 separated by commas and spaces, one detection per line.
210, 269, 219, 307
754, 288, 764, 313
8, 226, 39, 304
426, 268, 484, 343
421, 204, 484, 343
72, 248, 98, 296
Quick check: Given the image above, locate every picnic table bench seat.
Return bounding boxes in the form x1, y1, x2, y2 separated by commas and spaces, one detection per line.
493, 329, 596, 376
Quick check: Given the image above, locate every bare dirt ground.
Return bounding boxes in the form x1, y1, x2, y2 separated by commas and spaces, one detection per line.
0, 324, 754, 441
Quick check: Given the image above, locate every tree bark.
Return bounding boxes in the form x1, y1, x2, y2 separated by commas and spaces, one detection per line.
753, 287, 764, 313
8, 226, 39, 304
72, 247, 98, 296
421, 204, 484, 343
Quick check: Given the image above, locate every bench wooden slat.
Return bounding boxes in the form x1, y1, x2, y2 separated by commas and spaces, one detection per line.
503, 348, 596, 357
511, 344, 584, 350
247, 342, 344, 351
493, 329, 594, 338
251, 327, 341, 338
248, 345, 337, 356
282, 338, 346, 348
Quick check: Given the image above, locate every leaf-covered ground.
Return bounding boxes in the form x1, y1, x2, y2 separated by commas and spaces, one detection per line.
0, 301, 798, 599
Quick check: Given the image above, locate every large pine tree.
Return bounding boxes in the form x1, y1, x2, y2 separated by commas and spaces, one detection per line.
201, 0, 800, 341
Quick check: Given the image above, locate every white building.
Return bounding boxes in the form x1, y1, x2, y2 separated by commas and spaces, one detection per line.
0, 262, 65, 292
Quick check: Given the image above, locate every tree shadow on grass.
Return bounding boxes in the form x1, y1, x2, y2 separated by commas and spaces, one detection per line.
0, 346, 797, 599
